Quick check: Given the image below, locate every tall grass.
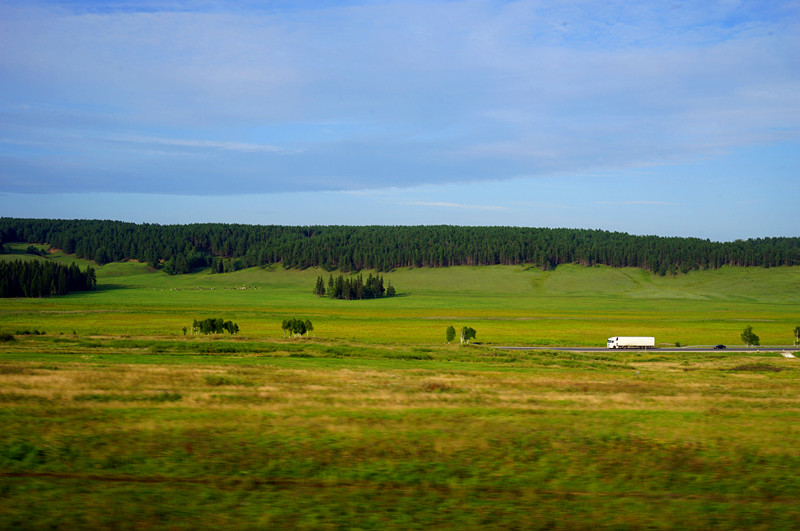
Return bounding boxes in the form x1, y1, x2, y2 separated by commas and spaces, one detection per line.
1, 338, 799, 528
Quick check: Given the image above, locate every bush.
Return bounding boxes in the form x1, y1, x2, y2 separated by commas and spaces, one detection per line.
421, 381, 453, 392
729, 363, 783, 372
205, 375, 254, 386
14, 329, 45, 336
0, 332, 16, 342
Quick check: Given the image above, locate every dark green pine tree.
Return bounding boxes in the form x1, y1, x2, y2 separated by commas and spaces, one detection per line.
314, 276, 326, 297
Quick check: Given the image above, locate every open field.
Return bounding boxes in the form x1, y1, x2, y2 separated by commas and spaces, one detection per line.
2, 245, 800, 347
2, 249, 800, 527
1, 337, 799, 529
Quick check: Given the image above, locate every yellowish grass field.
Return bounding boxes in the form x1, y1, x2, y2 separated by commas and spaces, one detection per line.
1, 336, 799, 528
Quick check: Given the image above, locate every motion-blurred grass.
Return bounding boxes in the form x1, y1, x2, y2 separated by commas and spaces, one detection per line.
1, 337, 799, 528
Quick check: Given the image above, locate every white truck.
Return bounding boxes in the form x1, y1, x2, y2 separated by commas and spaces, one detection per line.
607, 336, 655, 349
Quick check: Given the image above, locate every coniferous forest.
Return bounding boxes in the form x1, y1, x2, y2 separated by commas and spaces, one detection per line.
0, 260, 96, 298
1, 218, 799, 276
317, 273, 395, 300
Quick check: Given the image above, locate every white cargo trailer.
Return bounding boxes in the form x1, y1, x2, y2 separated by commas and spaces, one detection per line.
607, 336, 655, 349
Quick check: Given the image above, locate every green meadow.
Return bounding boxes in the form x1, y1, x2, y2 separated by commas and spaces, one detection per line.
2, 245, 799, 346
2, 247, 800, 528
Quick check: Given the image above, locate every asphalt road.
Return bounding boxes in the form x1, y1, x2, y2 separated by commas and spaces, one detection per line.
496, 346, 797, 353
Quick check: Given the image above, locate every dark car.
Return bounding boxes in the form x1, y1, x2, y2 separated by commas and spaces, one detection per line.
714, 344, 726, 349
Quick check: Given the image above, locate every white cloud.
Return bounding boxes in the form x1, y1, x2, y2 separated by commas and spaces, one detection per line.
0, 1, 798, 195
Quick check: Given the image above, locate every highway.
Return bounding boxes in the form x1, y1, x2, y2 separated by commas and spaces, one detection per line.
496, 346, 797, 353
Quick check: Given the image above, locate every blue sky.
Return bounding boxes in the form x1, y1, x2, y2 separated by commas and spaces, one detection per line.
1, 0, 798, 241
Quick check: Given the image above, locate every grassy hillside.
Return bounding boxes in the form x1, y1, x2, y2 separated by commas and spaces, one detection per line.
1, 246, 798, 346
2, 245, 800, 528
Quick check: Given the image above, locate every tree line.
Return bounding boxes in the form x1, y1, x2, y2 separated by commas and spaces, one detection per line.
0, 260, 96, 298
2, 218, 799, 275
315, 273, 395, 300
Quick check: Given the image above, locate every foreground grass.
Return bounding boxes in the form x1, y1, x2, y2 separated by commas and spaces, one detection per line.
1, 336, 799, 529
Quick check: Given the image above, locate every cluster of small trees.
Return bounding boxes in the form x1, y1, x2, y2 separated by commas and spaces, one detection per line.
0, 260, 96, 298
314, 274, 396, 300
446, 325, 477, 345
191, 318, 239, 335
282, 318, 313, 337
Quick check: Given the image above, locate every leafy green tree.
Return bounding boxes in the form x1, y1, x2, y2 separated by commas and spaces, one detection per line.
741, 325, 760, 347
794, 325, 800, 347
386, 281, 396, 297
446, 326, 456, 344
282, 318, 312, 338
290, 319, 306, 337
460, 326, 476, 345
192, 317, 237, 335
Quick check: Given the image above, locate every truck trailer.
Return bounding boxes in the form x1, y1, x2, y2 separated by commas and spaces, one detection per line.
607, 336, 655, 349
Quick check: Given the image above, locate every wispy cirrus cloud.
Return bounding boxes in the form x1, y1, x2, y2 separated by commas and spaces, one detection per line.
595, 201, 677, 206
403, 201, 508, 211
107, 134, 300, 154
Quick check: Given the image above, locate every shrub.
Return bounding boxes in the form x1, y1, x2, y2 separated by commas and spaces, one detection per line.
13, 329, 45, 335
729, 363, 783, 372
205, 375, 234, 386
73, 393, 182, 402
421, 381, 453, 392
205, 375, 254, 386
